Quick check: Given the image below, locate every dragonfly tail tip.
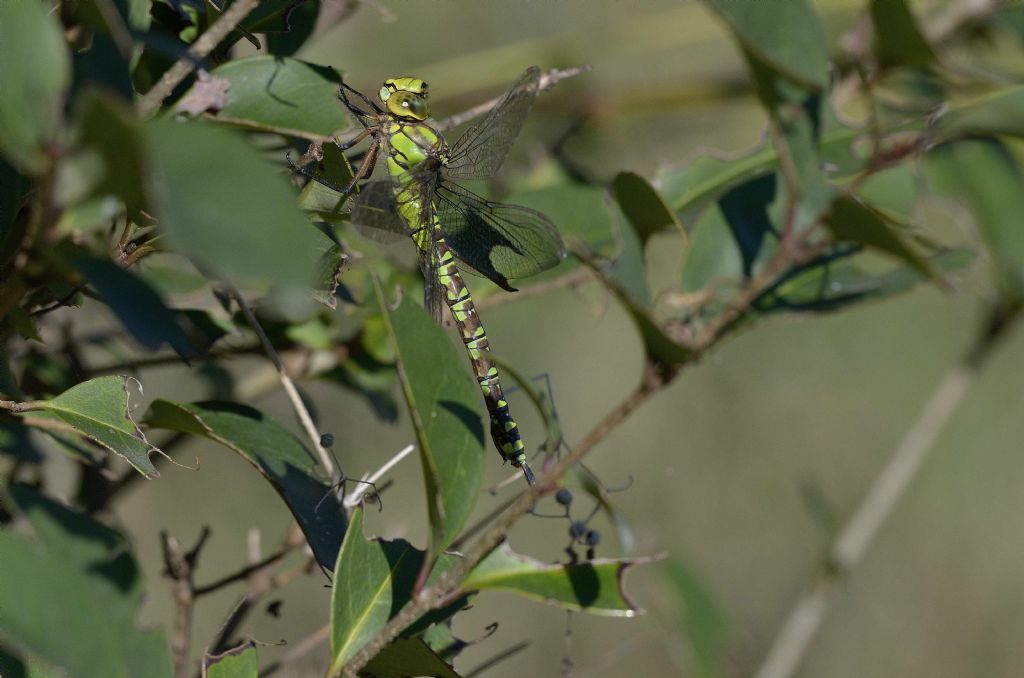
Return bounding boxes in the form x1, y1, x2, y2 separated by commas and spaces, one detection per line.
521, 463, 536, 486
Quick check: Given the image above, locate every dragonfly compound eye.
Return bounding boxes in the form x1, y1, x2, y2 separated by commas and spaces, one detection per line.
386, 91, 429, 121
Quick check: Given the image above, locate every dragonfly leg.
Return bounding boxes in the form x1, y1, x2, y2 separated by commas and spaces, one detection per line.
348, 138, 380, 187
335, 126, 373, 151
339, 80, 382, 127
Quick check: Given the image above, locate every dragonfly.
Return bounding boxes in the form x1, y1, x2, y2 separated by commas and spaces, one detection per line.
300, 67, 566, 485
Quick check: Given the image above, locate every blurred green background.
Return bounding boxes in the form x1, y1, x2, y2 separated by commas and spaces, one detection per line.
49, 0, 1024, 676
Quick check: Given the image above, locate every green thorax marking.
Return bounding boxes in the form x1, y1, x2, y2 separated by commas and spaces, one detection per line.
383, 120, 443, 252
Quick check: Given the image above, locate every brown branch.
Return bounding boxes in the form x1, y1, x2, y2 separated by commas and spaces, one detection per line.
0, 400, 46, 413
137, 0, 263, 117
161, 527, 211, 678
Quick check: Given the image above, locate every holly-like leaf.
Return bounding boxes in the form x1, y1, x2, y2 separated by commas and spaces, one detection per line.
32, 376, 160, 478
373, 281, 485, 556
825, 196, 937, 281
462, 542, 641, 616
143, 399, 346, 569
202, 641, 258, 678
328, 510, 427, 674
195, 56, 351, 141
362, 638, 461, 678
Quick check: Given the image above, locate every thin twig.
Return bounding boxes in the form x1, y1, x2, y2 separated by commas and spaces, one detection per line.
438, 65, 592, 132
225, 284, 336, 480
343, 443, 415, 509
137, 0, 262, 117
161, 527, 210, 678
752, 310, 1018, 678
0, 400, 46, 413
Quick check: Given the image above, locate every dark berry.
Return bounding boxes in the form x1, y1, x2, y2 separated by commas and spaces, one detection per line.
585, 529, 600, 546
555, 488, 573, 506
569, 521, 587, 540
319, 433, 335, 448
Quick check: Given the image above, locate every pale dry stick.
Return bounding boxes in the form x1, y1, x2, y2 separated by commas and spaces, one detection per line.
343, 443, 416, 509
137, 0, 262, 117
753, 345, 998, 678
225, 284, 336, 480
438, 65, 592, 131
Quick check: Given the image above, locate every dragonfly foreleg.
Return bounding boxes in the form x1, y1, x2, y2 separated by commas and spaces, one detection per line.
339, 80, 383, 126
335, 126, 373, 151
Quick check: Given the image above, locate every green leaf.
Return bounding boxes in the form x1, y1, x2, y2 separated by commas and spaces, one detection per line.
925, 140, 1024, 297
202, 641, 258, 678
34, 376, 160, 478
195, 56, 350, 141
142, 399, 347, 569
612, 171, 685, 244
611, 210, 652, 306
663, 557, 728, 678
145, 119, 328, 292
363, 638, 461, 678
72, 256, 195, 358
373, 281, 485, 555
681, 202, 744, 294
717, 173, 778, 278
705, 0, 827, 89
70, 91, 149, 211
0, 497, 171, 678
578, 253, 693, 367
762, 248, 972, 314
462, 542, 640, 617
870, 0, 936, 70
0, 0, 71, 173
936, 86, 1024, 143
509, 185, 616, 259
8, 485, 141, 599
329, 510, 427, 674
825, 196, 936, 281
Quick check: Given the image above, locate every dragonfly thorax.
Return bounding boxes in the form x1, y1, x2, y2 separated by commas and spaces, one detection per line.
379, 77, 430, 121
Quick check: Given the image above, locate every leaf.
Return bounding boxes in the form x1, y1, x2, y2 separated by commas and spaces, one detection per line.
717, 173, 778, 278
612, 171, 685, 244
681, 204, 744, 295
8, 485, 141, 599
663, 557, 728, 678
761, 248, 972, 314
362, 638, 461, 678
925, 140, 1024, 297
611, 211, 652, 306
0, 499, 172, 678
578, 253, 693, 367
197, 56, 350, 141
373, 281, 485, 555
329, 510, 427, 674
462, 542, 640, 617
72, 256, 195, 358
143, 399, 347, 569
202, 641, 258, 678
870, 0, 936, 70
33, 376, 160, 478
509, 185, 616, 259
935, 86, 1024, 142
705, 0, 827, 89
0, 0, 71, 173
144, 119, 329, 292
825, 196, 937, 281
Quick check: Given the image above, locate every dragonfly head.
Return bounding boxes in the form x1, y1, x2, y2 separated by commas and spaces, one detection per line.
379, 77, 430, 121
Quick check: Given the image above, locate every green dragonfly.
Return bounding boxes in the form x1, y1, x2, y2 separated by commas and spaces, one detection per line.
306, 67, 565, 485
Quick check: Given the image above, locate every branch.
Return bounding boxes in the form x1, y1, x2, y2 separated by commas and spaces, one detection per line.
438, 65, 592, 132
225, 284, 336, 480
752, 307, 1020, 678
137, 0, 262, 117
161, 527, 211, 678
0, 400, 46, 413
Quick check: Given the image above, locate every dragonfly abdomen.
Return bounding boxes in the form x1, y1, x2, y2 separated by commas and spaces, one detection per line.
435, 234, 529, 474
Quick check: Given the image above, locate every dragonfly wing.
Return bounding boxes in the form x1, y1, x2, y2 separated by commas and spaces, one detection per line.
350, 180, 407, 243
436, 182, 565, 291
444, 67, 541, 181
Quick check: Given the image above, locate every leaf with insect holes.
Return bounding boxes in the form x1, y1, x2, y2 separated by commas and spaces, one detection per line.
142, 399, 347, 569
203, 641, 258, 678
31, 376, 160, 478
196, 56, 351, 141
